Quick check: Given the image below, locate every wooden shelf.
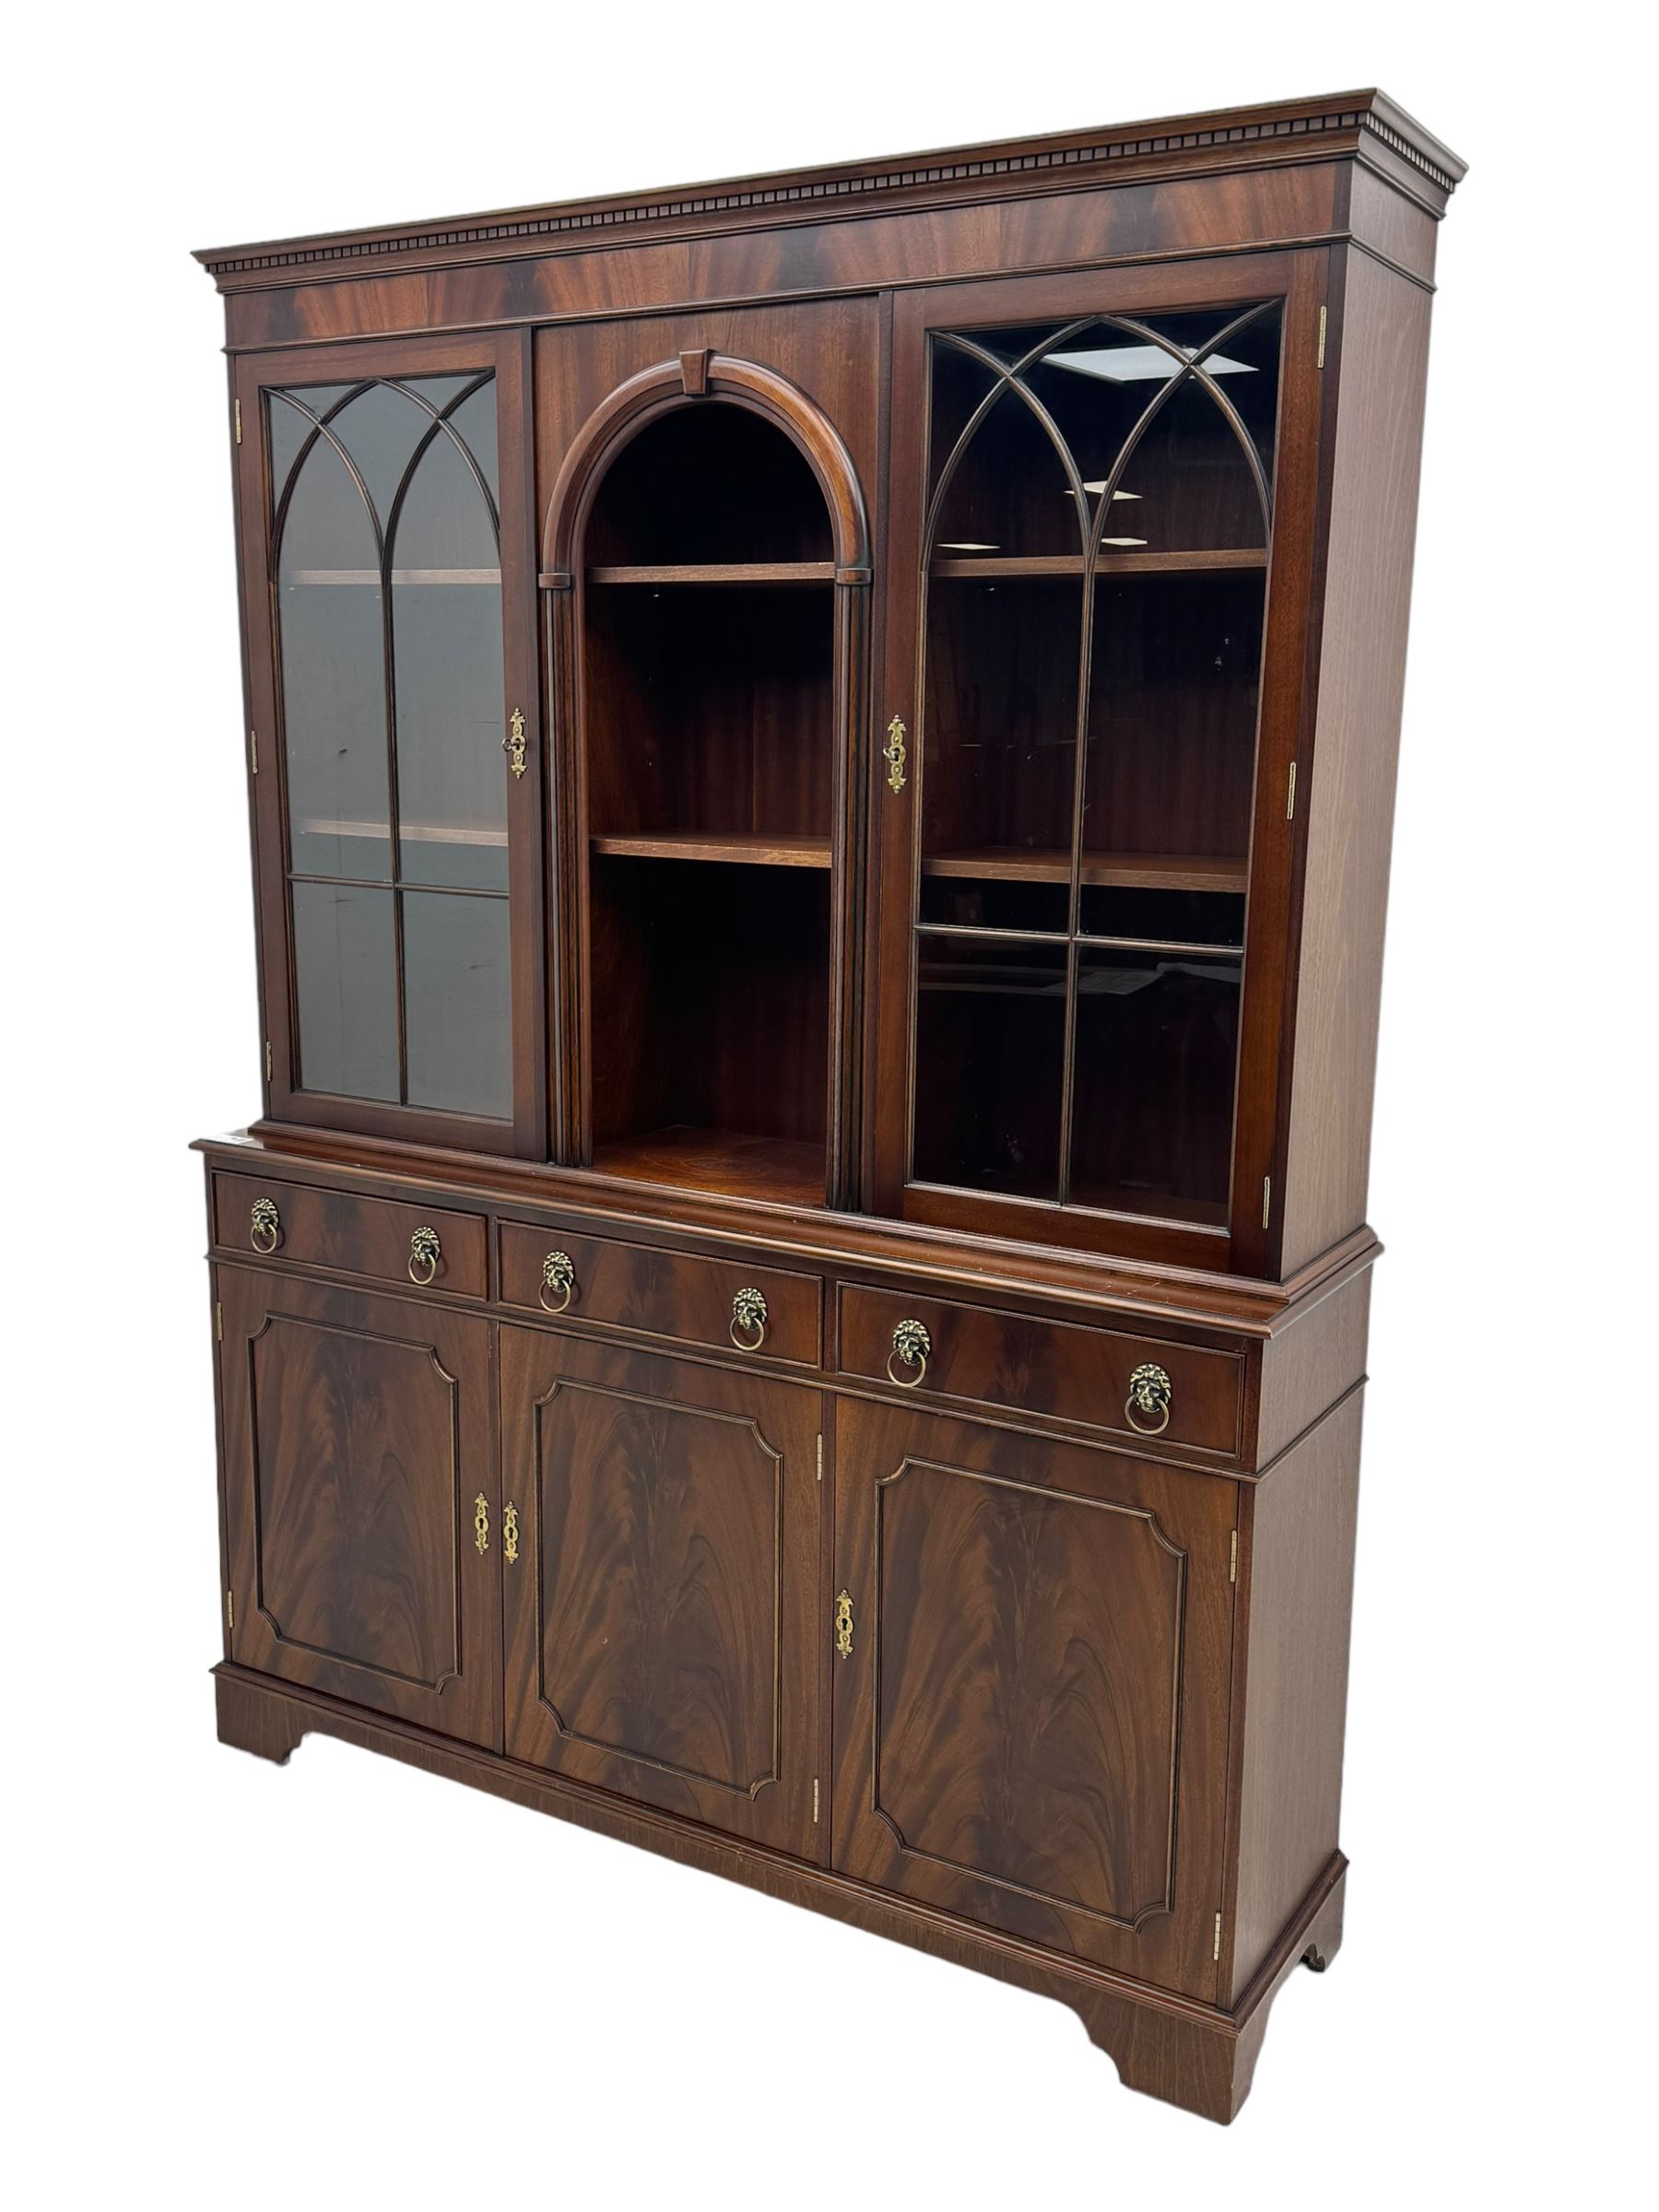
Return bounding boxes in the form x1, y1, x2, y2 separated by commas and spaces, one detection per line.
298, 817, 508, 849
587, 561, 835, 586
593, 1124, 825, 1207
591, 831, 831, 869
288, 568, 500, 586
923, 848, 1248, 894
929, 549, 1267, 581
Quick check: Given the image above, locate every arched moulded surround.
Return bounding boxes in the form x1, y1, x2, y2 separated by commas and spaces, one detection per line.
542, 352, 871, 582
542, 354, 873, 1201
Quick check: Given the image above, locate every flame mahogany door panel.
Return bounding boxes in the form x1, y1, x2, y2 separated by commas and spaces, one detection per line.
500, 1329, 823, 1859
218, 1267, 500, 1747
830, 1398, 1236, 1999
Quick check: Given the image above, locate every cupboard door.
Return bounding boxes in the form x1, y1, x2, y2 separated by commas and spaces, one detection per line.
868, 254, 1326, 1274
218, 1268, 500, 1747
831, 1399, 1234, 2000
501, 1330, 822, 1857
235, 331, 545, 1156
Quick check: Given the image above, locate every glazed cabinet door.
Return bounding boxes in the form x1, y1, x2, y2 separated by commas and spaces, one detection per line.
233, 331, 545, 1156
830, 1399, 1235, 2000
868, 253, 1327, 1274
500, 1330, 823, 1857
217, 1268, 500, 1747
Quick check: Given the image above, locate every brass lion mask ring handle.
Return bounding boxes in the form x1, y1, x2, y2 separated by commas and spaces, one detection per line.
1124, 1361, 1172, 1436
731, 1288, 768, 1351
539, 1251, 575, 1313
887, 1319, 931, 1388
250, 1196, 281, 1254
408, 1226, 442, 1286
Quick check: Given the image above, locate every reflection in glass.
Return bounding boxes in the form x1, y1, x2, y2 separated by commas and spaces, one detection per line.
404, 892, 512, 1118
912, 937, 1066, 1199
291, 881, 399, 1101
271, 371, 510, 1117
1069, 950, 1241, 1224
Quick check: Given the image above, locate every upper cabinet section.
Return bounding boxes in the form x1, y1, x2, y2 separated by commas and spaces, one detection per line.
236, 333, 543, 1156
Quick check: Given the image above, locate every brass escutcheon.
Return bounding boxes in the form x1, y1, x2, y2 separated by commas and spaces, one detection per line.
473, 1493, 490, 1555
883, 714, 907, 794
502, 1503, 520, 1566
834, 1589, 854, 1659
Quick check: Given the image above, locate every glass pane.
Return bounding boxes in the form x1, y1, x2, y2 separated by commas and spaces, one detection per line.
1082, 571, 1264, 874
268, 384, 356, 512
391, 424, 506, 891
291, 881, 398, 1100
1078, 884, 1246, 947
1068, 949, 1241, 1223
912, 936, 1066, 1199
276, 432, 390, 880
404, 892, 512, 1119
931, 376, 1085, 562
921, 574, 1079, 930
324, 382, 435, 523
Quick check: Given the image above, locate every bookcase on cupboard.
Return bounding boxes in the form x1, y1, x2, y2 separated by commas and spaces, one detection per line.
195, 88, 1462, 2121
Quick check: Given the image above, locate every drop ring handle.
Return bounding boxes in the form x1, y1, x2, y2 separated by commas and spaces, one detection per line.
408, 1227, 441, 1286
539, 1252, 576, 1314
731, 1288, 768, 1351
886, 1320, 932, 1388
1124, 1362, 1172, 1436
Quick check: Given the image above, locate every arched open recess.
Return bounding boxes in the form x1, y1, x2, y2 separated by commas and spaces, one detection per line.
541, 353, 872, 1208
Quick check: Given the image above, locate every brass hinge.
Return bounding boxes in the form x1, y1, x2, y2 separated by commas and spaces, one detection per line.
215, 1300, 224, 1342
1262, 1175, 1272, 1230
813, 1778, 820, 1823
1286, 760, 1296, 819
250, 728, 259, 775
226, 1590, 235, 1630
1230, 1529, 1238, 1584
233, 396, 242, 444
816, 1434, 824, 1483
1213, 1912, 1223, 1961
265, 1039, 273, 1083
1316, 306, 1327, 370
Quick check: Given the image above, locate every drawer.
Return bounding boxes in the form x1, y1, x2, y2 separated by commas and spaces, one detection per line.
837, 1285, 1242, 1457
500, 1222, 821, 1368
212, 1172, 488, 1299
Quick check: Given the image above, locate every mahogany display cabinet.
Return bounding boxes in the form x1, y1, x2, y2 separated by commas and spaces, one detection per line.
194, 90, 1462, 2123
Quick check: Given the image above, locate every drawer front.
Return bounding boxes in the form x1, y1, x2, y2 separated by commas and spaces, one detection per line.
212, 1172, 488, 1299
837, 1285, 1242, 1456
500, 1222, 821, 1368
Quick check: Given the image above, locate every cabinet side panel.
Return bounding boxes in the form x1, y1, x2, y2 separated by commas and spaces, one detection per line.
1279, 253, 1434, 1273
1230, 1390, 1361, 1998
1253, 1265, 1371, 1466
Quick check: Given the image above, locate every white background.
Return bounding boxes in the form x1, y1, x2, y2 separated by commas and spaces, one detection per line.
5, 6, 1652, 2204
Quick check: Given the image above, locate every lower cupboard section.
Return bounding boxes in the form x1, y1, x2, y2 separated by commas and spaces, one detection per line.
217, 1276, 1241, 1999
